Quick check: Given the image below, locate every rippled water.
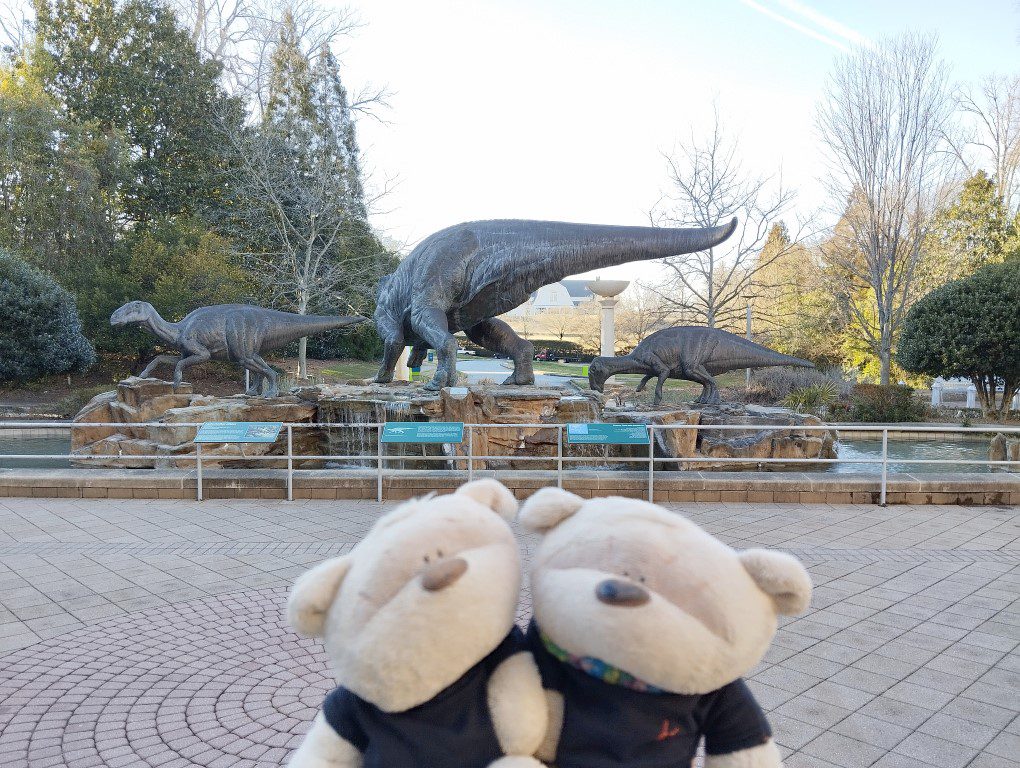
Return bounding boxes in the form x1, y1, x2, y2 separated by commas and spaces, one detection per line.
830, 438, 998, 474
0, 436, 72, 468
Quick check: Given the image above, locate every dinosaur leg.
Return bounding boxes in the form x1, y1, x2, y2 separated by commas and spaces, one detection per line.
250, 354, 280, 397
374, 323, 405, 384
173, 349, 211, 391
653, 369, 670, 405
465, 318, 535, 386
411, 307, 459, 390
635, 373, 654, 393
238, 356, 270, 396
139, 354, 178, 379
408, 343, 428, 369
687, 365, 719, 404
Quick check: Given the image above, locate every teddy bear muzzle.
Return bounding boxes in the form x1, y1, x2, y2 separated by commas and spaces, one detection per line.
595, 578, 650, 607
420, 556, 469, 591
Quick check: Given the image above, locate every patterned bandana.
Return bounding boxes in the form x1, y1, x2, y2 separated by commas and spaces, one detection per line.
540, 630, 666, 694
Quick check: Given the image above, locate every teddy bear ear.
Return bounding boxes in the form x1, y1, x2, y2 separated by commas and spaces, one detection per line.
455, 479, 519, 521
287, 554, 352, 638
518, 487, 585, 533
739, 549, 813, 616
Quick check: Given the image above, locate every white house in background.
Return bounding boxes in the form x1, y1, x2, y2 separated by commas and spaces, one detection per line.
507, 279, 594, 316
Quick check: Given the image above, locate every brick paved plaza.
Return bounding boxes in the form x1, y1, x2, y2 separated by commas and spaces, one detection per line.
0, 495, 1016, 768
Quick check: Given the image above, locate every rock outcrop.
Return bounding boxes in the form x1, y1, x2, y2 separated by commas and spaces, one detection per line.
989, 433, 1020, 468
72, 378, 838, 470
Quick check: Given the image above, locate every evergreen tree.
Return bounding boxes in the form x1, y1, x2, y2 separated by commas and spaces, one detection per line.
921, 171, 1018, 290
33, 0, 238, 222
223, 19, 389, 374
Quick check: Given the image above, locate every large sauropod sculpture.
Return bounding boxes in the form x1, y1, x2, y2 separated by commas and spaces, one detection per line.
111, 301, 366, 396
588, 325, 814, 405
373, 218, 737, 390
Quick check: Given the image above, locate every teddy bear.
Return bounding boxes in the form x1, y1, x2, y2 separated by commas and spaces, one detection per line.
286, 479, 547, 768
518, 488, 813, 768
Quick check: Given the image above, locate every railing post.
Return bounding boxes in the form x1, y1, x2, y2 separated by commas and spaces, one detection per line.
648, 425, 655, 502
377, 424, 383, 503
467, 425, 474, 482
557, 425, 563, 489
286, 425, 294, 502
880, 428, 888, 506
196, 443, 203, 501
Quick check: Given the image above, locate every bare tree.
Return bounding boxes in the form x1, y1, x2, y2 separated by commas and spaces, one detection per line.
817, 32, 955, 384
171, 0, 386, 117
949, 74, 1020, 211
0, 0, 30, 59
220, 121, 385, 377
615, 282, 673, 347
651, 105, 802, 331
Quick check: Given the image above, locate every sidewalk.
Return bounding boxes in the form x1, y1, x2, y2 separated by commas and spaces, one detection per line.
0, 497, 1016, 767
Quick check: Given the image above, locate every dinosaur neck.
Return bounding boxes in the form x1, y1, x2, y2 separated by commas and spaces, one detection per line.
143, 309, 179, 346
600, 355, 640, 375
502, 219, 736, 282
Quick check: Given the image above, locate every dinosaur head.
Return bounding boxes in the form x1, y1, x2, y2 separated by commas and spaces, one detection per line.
588, 357, 610, 393
110, 301, 155, 327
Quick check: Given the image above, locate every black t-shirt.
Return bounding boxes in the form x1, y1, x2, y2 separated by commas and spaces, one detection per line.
322, 627, 526, 768
527, 621, 772, 767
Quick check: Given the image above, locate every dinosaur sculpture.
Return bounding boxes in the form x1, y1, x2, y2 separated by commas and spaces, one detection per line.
588, 326, 814, 405
373, 218, 738, 390
110, 301, 366, 397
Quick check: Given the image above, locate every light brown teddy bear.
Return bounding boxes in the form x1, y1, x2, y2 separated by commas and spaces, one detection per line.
286, 479, 547, 768
519, 488, 812, 768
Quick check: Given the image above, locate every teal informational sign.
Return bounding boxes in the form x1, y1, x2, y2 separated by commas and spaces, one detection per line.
382, 422, 465, 444
566, 423, 649, 445
194, 422, 283, 443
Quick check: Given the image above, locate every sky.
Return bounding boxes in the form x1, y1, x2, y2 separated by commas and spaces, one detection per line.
332, 0, 1020, 282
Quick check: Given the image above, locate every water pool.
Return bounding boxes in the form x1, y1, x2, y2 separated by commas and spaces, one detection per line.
831, 438, 999, 474
0, 435, 72, 468
0, 434, 1010, 474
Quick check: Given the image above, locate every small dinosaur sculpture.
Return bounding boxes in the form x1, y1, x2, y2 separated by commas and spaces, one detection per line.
111, 301, 366, 396
373, 218, 737, 390
588, 326, 814, 405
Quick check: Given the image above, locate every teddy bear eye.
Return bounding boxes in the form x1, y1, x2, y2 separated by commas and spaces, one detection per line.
423, 554, 431, 564
437, 549, 444, 558
638, 576, 646, 583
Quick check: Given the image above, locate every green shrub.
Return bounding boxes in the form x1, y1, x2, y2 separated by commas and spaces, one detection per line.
750, 367, 852, 402
898, 261, 1020, 418
0, 250, 96, 383
844, 384, 928, 423
783, 381, 840, 412
306, 323, 384, 361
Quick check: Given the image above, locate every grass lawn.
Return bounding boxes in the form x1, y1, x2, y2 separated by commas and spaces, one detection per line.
315, 360, 380, 379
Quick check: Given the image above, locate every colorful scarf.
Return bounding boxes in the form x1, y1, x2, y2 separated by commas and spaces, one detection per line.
540, 630, 666, 694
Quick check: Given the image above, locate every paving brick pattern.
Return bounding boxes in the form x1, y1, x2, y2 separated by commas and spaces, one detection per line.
0, 497, 1017, 768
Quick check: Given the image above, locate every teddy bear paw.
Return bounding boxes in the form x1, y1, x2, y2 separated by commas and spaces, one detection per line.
487, 757, 547, 768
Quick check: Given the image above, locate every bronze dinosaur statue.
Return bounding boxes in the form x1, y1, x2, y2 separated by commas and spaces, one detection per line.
588, 326, 814, 405
373, 218, 738, 390
111, 301, 366, 396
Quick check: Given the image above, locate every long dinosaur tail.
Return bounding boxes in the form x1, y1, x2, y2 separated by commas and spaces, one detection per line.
268, 313, 367, 347
723, 338, 815, 370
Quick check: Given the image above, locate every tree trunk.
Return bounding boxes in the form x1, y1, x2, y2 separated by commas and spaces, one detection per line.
298, 336, 307, 380
879, 346, 891, 386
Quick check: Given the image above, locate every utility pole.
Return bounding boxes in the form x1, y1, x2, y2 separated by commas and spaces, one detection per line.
745, 303, 752, 388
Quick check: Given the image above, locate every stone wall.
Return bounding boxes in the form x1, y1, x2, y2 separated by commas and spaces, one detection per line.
71, 378, 838, 470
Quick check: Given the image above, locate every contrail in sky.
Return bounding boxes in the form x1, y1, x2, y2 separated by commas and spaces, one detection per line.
738, 0, 870, 52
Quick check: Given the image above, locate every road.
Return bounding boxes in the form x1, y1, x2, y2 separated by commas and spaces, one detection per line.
452, 357, 573, 387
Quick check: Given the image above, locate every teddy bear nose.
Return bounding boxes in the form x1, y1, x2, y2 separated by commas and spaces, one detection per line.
421, 557, 468, 591
596, 578, 650, 607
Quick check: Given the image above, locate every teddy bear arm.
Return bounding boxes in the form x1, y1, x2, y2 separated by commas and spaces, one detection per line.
704, 738, 782, 768
533, 690, 563, 763
486, 652, 549, 756
286, 713, 364, 768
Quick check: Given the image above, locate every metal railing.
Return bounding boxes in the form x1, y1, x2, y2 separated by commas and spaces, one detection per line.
2, 421, 1019, 505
